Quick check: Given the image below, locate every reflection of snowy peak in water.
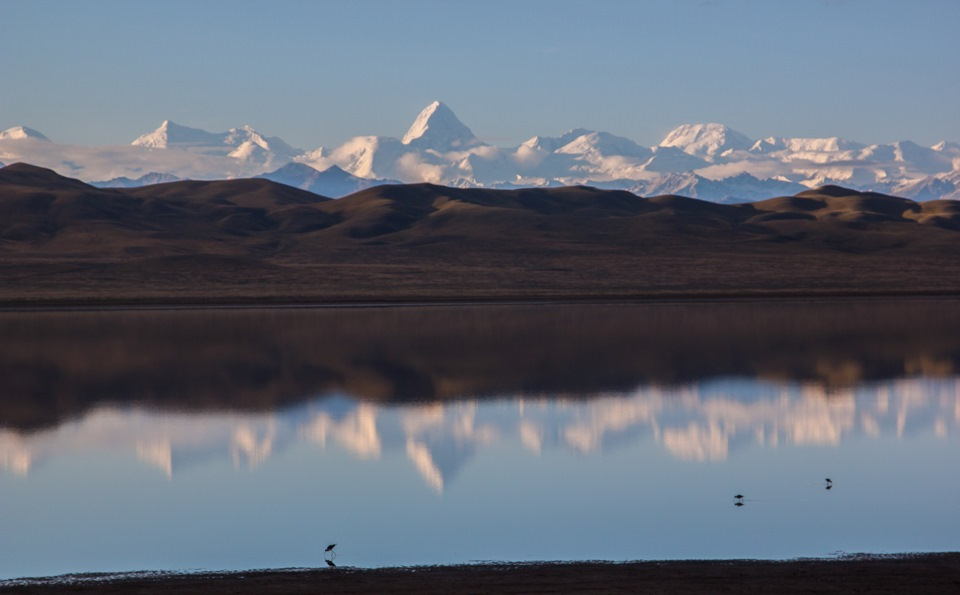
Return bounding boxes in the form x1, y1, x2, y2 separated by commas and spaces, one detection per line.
2, 378, 958, 488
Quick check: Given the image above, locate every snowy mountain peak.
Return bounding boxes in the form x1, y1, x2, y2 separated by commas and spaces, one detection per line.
932, 140, 960, 153
130, 121, 302, 166
556, 130, 651, 159
0, 126, 50, 141
520, 129, 592, 152
401, 101, 479, 149
132, 120, 224, 149
659, 123, 753, 158
750, 136, 865, 154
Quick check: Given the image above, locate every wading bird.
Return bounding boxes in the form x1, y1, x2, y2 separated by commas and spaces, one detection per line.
324, 544, 337, 563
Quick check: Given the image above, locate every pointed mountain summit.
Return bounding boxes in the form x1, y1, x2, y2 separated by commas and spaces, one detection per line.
659, 123, 753, 159
258, 162, 398, 198
556, 131, 651, 159
132, 120, 227, 149
401, 101, 480, 150
0, 126, 50, 141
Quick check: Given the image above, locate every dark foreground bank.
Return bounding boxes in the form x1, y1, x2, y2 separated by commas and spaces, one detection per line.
5, 555, 960, 594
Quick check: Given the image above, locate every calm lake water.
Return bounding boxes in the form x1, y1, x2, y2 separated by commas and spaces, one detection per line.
1, 301, 959, 579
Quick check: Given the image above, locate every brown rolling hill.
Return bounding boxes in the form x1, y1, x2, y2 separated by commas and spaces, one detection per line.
2, 162, 960, 304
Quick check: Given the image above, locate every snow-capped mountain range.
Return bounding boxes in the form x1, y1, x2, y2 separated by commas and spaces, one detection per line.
2, 100, 959, 201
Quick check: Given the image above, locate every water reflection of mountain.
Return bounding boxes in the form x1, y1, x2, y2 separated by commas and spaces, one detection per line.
3, 300, 960, 429
2, 379, 957, 490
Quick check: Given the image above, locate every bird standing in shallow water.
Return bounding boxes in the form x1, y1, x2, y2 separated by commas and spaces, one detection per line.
324, 544, 337, 563
825, 478, 833, 490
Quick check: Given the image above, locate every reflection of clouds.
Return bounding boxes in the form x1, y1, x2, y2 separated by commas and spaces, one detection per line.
784, 392, 854, 445
301, 404, 381, 459
0, 433, 31, 475
662, 422, 728, 461
231, 423, 275, 469
0, 409, 282, 478
562, 391, 664, 454
541, 379, 957, 461
401, 403, 446, 436
400, 402, 497, 492
137, 440, 172, 478
406, 439, 444, 493
935, 418, 948, 438
519, 422, 543, 454
1, 378, 959, 488
861, 414, 880, 437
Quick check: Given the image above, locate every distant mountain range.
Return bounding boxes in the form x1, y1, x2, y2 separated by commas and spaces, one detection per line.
254, 162, 398, 198
2, 102, 960, 201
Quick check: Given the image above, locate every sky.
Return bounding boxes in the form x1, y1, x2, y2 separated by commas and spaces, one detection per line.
2, 0, 959, 150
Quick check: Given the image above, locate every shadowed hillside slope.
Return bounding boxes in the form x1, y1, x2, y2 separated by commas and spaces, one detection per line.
2, 163, 960, 303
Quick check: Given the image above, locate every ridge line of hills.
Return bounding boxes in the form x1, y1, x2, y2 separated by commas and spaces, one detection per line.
3, 161, 960, 304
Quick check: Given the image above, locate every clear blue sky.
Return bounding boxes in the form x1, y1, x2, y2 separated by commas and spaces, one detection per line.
2, 0, 958, 149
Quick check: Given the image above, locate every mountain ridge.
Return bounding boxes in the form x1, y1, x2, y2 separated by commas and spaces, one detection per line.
2, 101, 960, 203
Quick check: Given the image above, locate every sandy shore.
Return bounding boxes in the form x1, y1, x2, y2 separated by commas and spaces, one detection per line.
5, 555, 960, 594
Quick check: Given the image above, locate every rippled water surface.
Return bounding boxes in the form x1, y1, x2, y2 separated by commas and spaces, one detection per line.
1, 300, 959, 579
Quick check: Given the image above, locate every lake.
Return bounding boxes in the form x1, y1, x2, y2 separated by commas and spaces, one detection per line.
1, 300, 959, 579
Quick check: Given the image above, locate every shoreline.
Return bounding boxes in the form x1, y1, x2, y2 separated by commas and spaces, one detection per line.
5, 554, 960, 593
4, 288, 960, 312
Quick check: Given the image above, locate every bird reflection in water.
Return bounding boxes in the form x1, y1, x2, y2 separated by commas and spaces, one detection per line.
733, 478, 833, 507
324, 543, 337, 567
